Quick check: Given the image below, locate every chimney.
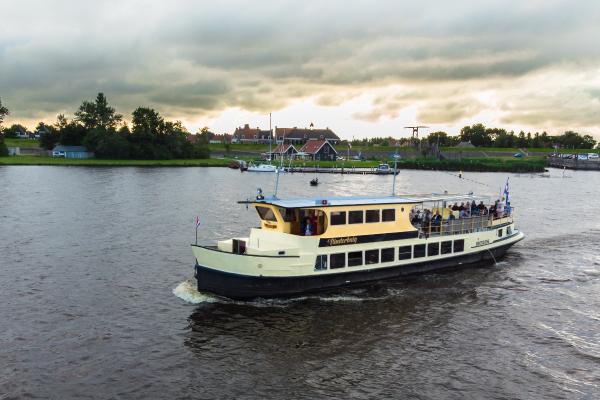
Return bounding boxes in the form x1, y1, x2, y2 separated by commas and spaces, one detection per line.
244, 124, 249, 129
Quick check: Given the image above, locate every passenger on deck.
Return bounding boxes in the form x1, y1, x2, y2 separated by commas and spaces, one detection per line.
471, 200, 477, 216
496, 199, 505, 218
490, 200, 498, 218
478, 201, 487, 215
432, 211, 442, 232
309, 214, 318, 235
452, 203, 460, 211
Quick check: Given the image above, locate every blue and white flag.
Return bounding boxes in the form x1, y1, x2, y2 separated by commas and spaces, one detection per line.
503, 178, 510, 203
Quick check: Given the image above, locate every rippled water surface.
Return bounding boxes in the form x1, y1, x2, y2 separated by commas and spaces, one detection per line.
1, 166, 600, 399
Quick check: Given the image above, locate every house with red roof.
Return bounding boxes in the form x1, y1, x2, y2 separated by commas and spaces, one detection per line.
232, 124, 272, 144
298, 140, 337, 161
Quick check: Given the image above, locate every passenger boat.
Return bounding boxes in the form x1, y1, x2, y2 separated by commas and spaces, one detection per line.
191, 192, 524, 299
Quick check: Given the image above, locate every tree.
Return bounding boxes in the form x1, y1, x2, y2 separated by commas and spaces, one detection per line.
0, 97, 8, 131
4, 123, 28, 138
74, 93, 122, 131
0, 133, 8, 156
39, 124, 60, 150
459, 124, 492, 147
427, 131, 450, 146
59, 121, 87, 146
55, 114, 69, 130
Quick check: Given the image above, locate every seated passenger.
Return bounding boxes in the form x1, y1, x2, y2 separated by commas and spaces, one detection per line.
451, 203, 459, 211
303, 217, 312, 235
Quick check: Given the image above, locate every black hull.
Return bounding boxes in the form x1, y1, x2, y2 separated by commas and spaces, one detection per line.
195, 241, 518, 300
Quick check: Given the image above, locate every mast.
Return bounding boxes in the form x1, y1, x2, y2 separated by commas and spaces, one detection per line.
391, 141, 398, 196
272, 113, 282, 198
269, 113, 272, 164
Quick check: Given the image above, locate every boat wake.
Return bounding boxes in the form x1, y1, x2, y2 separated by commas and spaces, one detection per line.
173, 280, 222, 304
173, 279, 389, 306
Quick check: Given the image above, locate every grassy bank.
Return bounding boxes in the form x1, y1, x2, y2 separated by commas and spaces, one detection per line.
5, 138, 42, 148
0, 155, 233, 167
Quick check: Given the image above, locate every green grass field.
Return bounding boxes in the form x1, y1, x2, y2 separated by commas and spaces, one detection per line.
5, 138, 42, 148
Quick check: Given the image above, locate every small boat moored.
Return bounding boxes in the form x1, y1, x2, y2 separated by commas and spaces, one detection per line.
310, 178, 319, 186
247, 163, 277, 172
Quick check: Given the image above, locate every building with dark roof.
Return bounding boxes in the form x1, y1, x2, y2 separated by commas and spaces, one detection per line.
298, 140, 337, 161
268, 143, 298, 159
275, 127, 340, 145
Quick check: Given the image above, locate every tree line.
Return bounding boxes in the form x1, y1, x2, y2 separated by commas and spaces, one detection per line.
0, 94, 210, 159
350, 124, 598, 149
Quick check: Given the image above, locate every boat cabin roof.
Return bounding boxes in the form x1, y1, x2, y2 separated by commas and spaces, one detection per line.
244, 193, 490, 209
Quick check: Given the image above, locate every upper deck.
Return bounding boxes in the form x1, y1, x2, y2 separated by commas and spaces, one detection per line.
240, 192, 508, 239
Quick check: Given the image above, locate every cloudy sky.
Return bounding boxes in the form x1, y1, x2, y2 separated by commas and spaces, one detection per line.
1, 0, 600, 139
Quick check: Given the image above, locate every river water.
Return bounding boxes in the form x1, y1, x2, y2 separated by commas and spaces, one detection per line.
1, 166, 599, 399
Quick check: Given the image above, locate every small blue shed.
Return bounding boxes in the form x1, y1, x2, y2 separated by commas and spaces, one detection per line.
52, 145, 94, 159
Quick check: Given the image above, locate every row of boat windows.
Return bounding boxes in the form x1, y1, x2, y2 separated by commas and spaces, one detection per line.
330, 209, 397, 225
314, 239, 465, 270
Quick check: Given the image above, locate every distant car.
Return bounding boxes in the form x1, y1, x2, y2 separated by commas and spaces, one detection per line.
513, 152, 525, 158
577, 154, 588, 160
337, 156, 345, 161
587, 153, 599, 159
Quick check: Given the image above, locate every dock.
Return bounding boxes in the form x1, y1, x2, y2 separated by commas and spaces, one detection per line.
283, 167, 399, 175
548, 156, 600, 171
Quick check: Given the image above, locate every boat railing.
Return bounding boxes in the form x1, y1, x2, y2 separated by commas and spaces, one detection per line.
416, 210, 514, 238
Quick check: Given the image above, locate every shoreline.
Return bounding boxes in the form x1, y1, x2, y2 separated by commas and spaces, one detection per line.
0, 155, 547, 172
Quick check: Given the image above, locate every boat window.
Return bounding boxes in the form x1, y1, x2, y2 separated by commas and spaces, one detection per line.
497, 228, 503, 237
314, 255, 328, 271
330, 253, 346, 269
441, 241, 452, 255
453, 239, 464, 252
365, 209, 380, 223
381, 248, 394, 262
348, 210, 364, 224
348, 251, 363, 267
398, 245, 412, 260
507, 226, 512, 235
279, 207, 296, 222
330, 211, 346, 225
256, 206, 277, 222
365, 249, 379, 264
414, 244, 426, 258
382, 209, 395, 222
428, 243, 439, 256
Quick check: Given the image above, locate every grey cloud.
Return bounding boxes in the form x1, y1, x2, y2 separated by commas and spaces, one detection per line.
1, 0, 600, 131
